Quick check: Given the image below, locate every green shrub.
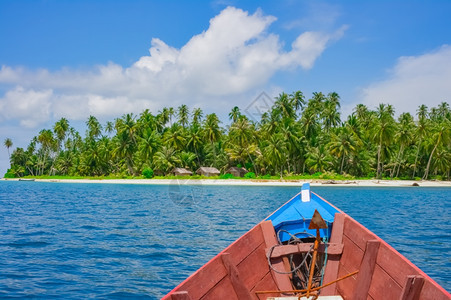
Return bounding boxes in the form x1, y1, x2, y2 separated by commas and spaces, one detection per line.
257, 174, 271, 179
244, 172, 256, 179
220, 173, 234, 179
142, 168, 154, 179
4, 170, 15, 178
433, 175, 443, 181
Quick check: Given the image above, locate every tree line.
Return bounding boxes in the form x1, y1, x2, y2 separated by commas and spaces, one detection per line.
4, 91, 451, 180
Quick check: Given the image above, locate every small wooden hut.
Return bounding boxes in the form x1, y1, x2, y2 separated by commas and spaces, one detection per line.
153, 169, 165, 176
226, 167, 248, 177
172, 168, 193, 176
196, 167, 220, 177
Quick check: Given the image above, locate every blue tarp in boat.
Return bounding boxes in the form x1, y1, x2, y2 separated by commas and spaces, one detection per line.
266, 183, 340, 242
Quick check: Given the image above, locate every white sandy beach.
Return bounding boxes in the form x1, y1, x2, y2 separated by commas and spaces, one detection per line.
3, 178, 451, 187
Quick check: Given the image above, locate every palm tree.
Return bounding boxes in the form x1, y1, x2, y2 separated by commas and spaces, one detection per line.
417, 104, 428, 120
328, 127, 357, 174
353, 104, 372, 134
274, 92, 295, 119
25, 139, 37, 176
10, 164, 25, 177
345, 115, 361, 137
97, 136, 113, 174
290, 90, 305, 113
229, 106, 241, 123
79, 139, 102, 176
354, 104, 369, 120
186, 124, 203, 166
53, 118, 69, 150
192, 108, 203, 126
225, 143, 258, 168
177, 104, 190, 128
305, 145, 332, 173
372, 104, 396, 179
279, 118, 302, 173
153, 146, 181, 175
164, 124, 186, 151
10, 147, 29, 176
327, 92, 341, 108
158, 107, 170, 127
177, 151, 197, 170
412, 105, 428, 178
228, 117, 254, 147
113, 128, 137, 175
120, 113, 138, 144
86, 115, 102, 140
10, 147, 26, 166
310, 92, 326, 115
262, 134, 286, 178
37, 129, 56, 175
423, 119, 451, 179
300, 108, 318, 145
227, 116, 260, 172
322, 92, 341, 131
105, 121, 114, 136
433, 147, 451, 180
433, 101, 450, 121
203, 113, 221, 145
168, 107, 175, 126
203, 113, 222, 167
54, 151, 73, 175
4, 138, 13, 160
260, 108, 281, 136
391, 113, 414, 178
138, 109, 157, 133
432, 148, 451, 179
138, 128, 161, 167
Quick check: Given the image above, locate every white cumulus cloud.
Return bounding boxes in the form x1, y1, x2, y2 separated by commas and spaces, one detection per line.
0, 6, 345, 128
350, 45, 451, 116
0, 86, 53, 128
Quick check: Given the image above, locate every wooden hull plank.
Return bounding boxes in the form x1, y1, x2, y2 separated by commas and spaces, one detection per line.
221, 253, 253, 300
353, 240, 380, 299
260, 220, 293, 292
321, 212, 345, 296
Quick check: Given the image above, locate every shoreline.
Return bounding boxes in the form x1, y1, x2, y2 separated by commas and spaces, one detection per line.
2, 178, 451, 187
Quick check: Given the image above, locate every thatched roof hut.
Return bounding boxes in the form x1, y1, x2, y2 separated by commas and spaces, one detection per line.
172, 168, 193, 176
196, 167, 220, 177
226, 167, 248, 177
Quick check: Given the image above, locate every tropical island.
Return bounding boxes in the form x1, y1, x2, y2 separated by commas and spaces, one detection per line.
3, 91, 451, 182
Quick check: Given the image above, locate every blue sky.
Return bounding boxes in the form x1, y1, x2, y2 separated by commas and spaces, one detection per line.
1, 0, 451, 176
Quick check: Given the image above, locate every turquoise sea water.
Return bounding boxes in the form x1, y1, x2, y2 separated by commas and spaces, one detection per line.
0, 181, 449, 299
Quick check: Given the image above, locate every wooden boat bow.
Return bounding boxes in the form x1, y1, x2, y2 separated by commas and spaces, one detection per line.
163, 185, 450, 300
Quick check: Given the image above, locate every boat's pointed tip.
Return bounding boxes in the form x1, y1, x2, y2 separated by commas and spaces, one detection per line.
301, 182, 311, 202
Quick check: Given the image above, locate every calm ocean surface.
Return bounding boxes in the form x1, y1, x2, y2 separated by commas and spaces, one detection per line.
0, 181, 449, 299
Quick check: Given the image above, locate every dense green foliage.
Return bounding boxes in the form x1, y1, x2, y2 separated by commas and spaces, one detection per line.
4, 91, 451, 180
142, 168, 154, 179
4, 169, 15, 178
